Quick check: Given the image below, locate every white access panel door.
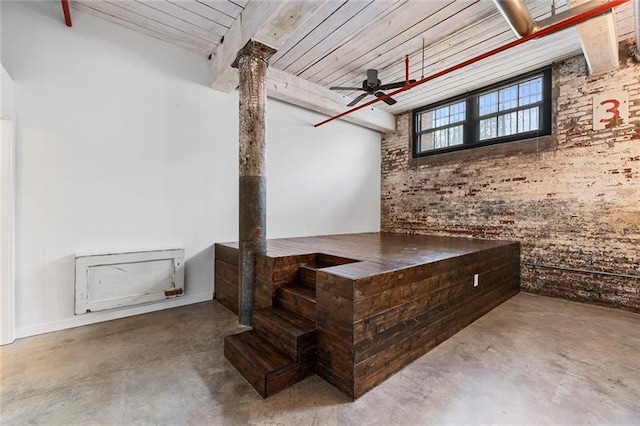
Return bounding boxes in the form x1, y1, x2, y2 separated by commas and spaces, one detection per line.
75, 248, 184, 314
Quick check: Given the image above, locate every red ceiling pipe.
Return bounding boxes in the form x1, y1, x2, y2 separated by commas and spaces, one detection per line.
315, 0, 630, 128
404, 55, 410, 86
61, 0, 72, 27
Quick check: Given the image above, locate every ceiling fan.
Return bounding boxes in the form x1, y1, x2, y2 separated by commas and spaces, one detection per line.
330, 69, 416, 107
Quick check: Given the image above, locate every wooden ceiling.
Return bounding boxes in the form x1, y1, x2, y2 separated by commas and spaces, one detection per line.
72, 0, 247, 55
73, 0, 636, 115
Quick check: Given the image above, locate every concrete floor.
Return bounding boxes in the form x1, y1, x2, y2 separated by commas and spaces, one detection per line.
1, 293, 639, 425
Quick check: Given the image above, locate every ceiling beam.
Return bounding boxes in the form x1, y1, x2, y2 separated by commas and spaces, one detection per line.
266, 68, 396, 133
570, 0, 620, 75
210, 1, 326, 93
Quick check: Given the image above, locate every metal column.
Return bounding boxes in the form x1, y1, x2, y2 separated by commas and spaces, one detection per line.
232, 40, 276, 326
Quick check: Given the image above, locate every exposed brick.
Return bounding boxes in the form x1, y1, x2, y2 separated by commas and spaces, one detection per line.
381, 40, 640, 312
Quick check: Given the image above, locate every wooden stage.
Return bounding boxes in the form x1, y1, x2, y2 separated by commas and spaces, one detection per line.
216, 233, 520, 399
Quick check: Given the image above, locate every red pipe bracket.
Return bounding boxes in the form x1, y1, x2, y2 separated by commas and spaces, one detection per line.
315, 0, 630, 128
61, 0, 72, 27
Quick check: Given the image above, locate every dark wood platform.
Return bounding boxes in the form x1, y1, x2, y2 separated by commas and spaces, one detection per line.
216, 232, 520, 399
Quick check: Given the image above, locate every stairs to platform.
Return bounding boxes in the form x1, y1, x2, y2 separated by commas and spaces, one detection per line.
298, 265, 318, 289
276, 284, 316, 322
224, 266, 319, 398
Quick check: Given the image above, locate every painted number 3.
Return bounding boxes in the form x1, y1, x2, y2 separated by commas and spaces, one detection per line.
599, 99, 620, 124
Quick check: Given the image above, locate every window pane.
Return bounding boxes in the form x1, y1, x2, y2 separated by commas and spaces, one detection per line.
479, 117, 497, 140
517, 107, 540, 132
420, 110, 434, 131
518, 77, 542, 106
419, 133, 433, 152
498, 112, 518, 137
419, 101, 465, 131
449, 101, 466, 123
479, 92, 498, 116
448, 125, 464, 146
413, 70, 549, 154
517, 109, 529, 132
434, 129, 448, 149
434, 107, 449, 127
529, 107, 539, 130
499, 85, 518, 110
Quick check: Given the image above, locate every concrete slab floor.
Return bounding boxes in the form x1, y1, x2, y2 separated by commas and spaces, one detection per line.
1, 292, 639, 425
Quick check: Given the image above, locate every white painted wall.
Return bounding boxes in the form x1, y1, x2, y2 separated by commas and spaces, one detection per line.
1, 64, 15, 120
1, 54, 17, 344
0, 1, 381, 338
266, 98, 380, 238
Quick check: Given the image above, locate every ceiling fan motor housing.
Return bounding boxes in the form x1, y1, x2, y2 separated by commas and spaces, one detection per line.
365, 69, 380, 89
330, 67, 410, 106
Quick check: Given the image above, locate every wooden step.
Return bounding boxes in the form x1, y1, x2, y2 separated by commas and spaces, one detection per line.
253, 306, 317, 360
298, 265, 318, 289
276, 284, 317, 322
224, 330, 314, 398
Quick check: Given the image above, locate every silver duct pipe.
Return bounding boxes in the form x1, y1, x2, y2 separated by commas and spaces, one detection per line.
635, 0, 640, 61
493, 0, 539, 38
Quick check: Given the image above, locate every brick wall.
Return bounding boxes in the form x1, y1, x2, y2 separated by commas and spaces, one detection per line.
381, 41, 640, 312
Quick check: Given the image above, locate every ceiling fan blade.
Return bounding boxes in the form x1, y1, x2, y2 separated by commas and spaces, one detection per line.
375, 91, 397, 105
366, 69, 378, 87
378, 79, 417, 91
330, 86, 362, 91
347, 93, 369, 107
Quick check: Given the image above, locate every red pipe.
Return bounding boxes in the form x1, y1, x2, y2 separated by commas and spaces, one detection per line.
315, 0, 630, 128
61, 0, 72, 27
404, 55, 409, 86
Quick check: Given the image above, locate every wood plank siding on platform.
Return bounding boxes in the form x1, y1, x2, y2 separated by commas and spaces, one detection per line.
215, 232, 520, 399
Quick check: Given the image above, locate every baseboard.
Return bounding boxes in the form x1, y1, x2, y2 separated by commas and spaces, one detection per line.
15, 292, 213, 339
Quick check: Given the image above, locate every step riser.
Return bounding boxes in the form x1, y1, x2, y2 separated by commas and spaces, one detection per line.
253, 306, 318, 361
298, 267, 316, 289
224, 332, 316, 398
253, 321, 316, 361
277, 292, 316, 322
266, 360, 315, 397
253, 314, 298, 360
224, 337, 268, 398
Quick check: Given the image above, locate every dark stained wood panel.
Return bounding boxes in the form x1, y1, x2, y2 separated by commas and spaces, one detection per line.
276, 285, 317, 322
214, 258, 238, 314
298, 265, 317, 289
353, 262, 517, 341
253, 306, 316, 360
354, 282, 519, 397
216, 232, 520, 399
224, 330, 315, 398
215, 243, 239, 265
218, 233, 513, 271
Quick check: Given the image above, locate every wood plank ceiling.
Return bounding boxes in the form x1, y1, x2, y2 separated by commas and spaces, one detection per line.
73, 0, 636, 115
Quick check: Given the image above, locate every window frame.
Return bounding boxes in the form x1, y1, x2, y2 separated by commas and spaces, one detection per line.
412, 67, 552, 158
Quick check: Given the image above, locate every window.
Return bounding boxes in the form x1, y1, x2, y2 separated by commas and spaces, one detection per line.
413, 68, 551, 157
